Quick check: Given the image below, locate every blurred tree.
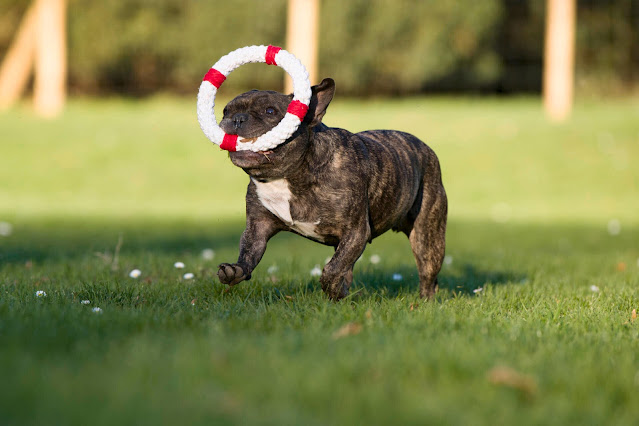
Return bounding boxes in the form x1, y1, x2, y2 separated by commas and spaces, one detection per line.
0, 1, 37, 110
33, 0, 66, 117
496, 1, 545, 93
576, 0, 639, 94
285, 0, 319, 92
543, 0, 576, 121
0, 0, 66, 117
318, 0, 503, 94
1, 0, 637, 96
66, 0, 287, 95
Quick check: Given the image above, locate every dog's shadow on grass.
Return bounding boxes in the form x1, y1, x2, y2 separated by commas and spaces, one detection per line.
1, 220, 246, 265
352, 263, 526, 299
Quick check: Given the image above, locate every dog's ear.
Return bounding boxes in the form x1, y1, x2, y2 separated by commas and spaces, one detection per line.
307, 78, 335, 127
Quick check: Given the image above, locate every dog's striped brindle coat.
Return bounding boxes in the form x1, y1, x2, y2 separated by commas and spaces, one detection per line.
217, 78, 447, 300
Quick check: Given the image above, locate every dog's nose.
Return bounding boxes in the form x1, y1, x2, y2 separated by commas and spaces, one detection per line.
232, 113, 249, 129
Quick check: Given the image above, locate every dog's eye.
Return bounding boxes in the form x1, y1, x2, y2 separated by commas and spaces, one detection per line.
265, 107, 276, 115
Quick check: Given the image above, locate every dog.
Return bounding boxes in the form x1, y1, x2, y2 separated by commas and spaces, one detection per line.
217, 78, 447, 300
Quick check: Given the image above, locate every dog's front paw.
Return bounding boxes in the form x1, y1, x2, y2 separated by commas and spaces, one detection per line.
320, 270, 350, 301
217, 263, 250, 286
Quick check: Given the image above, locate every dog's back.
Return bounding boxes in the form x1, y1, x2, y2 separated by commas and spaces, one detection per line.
356, 129, 443, 184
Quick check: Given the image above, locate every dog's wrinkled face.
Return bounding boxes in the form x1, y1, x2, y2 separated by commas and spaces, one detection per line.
220, 90, 292, 141
221, 90, 304, 179
220, 78, 335, 180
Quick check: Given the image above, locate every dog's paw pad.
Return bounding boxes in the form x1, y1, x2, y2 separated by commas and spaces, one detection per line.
217, 263, 247, 286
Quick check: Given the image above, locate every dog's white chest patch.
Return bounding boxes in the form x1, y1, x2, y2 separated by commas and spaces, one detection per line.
253, 179, 293, 223
252, 178, 322, 240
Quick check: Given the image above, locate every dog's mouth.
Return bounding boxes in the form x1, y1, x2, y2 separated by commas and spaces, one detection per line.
229, 149, 277, 169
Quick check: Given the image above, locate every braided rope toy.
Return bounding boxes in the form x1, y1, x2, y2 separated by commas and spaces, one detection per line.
197, 45, 312, 152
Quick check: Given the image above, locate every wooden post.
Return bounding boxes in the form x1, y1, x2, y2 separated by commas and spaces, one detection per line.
33, 0, 67, 118
543, 0, 576, 122
285, 0, 319, 93
0, 3, 38, 111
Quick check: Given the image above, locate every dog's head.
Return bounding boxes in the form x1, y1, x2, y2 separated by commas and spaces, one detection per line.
220, 78, 335, 180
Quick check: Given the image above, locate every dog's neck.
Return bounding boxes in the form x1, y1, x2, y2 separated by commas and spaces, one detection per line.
245, 126, 323, 184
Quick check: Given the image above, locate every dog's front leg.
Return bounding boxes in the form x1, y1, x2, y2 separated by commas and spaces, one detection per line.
218, 216, 281, 287
321, 218, 371, 300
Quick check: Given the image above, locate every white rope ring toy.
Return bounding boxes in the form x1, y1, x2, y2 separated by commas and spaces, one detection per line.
197, 45, 312, 152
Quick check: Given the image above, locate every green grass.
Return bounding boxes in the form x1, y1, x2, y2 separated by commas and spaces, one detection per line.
1, 96, 639, 425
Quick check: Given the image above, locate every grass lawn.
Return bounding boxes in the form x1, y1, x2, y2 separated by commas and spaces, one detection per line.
1, 96, 638, 425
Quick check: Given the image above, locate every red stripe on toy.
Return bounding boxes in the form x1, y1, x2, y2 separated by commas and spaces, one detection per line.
265, 45, 281, 65
287, 100, 309, 121
220, 134, 238, 151
203, 68, 226, 88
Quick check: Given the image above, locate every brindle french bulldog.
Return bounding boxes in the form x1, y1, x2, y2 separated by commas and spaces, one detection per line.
217, 78, 447, 300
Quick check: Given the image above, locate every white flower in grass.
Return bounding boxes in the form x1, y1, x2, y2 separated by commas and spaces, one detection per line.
35, 290, 46, 297
201, 248, 215, 260
473, 287, 483, 294
607, 219, 621, 236
310, 265, 322, 277
590, 285, 600, 293
183, 272, 195, 280
444, 255, 453, 266
370, 254, 381, 264
392, 273, 403, 281
267, 265, 279, 274
92, 307, 103, 314
80, 300, 91, 305
0, 221, 12, 237
174, 261, 185, 269
129, 269, 141, 278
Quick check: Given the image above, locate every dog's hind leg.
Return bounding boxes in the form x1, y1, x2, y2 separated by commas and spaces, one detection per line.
408, 181, 447, 299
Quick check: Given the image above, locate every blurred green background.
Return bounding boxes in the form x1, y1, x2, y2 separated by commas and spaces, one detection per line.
2, 96, 638, 225
1, 0, 639, 96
